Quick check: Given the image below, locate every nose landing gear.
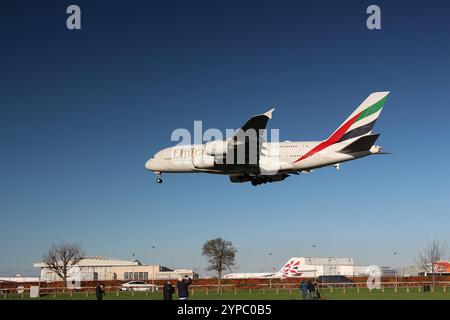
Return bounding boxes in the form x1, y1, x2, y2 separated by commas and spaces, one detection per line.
155, 172, 163, 184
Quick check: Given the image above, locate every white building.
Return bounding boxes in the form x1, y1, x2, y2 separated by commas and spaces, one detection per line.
33, 256, 193, 282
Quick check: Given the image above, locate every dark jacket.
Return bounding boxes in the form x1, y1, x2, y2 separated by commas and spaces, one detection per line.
307, 282, 315, 292
95, 286, 105, 300
163, 283, 175, 300
177, 278, 192, 298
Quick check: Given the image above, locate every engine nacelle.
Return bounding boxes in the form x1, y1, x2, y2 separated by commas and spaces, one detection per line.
193, 155, 215, 169
205, 140, 229, 156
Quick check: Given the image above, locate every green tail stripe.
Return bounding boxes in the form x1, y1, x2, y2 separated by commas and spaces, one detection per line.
356, 96, 387, 122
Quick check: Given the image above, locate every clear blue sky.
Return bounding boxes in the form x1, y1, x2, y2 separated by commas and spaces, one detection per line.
1, 0, 449, 276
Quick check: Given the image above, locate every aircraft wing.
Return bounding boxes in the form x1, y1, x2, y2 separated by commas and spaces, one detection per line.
224, 109, 275, 167
236, 108, 275, 136
230, 108, 275, 141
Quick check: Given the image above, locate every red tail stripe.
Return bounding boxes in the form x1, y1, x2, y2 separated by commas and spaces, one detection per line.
293, 111, 362, 164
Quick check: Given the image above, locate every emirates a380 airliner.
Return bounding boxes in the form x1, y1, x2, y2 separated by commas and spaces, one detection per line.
145, 92, 390, 186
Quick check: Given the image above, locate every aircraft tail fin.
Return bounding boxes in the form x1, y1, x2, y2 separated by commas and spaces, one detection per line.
292, 92, 389, 164
326, 91, 389, 143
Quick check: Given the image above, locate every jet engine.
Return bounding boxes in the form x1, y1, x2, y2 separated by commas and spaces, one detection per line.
205, 140, 229, 156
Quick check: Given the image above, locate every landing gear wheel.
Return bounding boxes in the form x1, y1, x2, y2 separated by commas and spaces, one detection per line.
251, 181, 258, 186
155, 172, 163, 184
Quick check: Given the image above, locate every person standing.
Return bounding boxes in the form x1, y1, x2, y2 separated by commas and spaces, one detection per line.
95, 283, 105, 301
177, 276, 192, 300
307, 281, 315, 300
163, 281, 175, 300
314, 281, 321, 300
300, 280, 308, 300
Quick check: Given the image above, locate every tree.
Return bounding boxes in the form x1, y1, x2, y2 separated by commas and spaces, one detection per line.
202, 238, 237, 293
417, 238, 447, 286
43, 242, 84, 287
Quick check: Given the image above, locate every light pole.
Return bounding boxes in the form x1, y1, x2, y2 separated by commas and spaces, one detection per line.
393, 252, 398, 287
312, 245, 317, 279
131, 253, 136, 281
268, 253, 273, 288
152, 246, 156, 287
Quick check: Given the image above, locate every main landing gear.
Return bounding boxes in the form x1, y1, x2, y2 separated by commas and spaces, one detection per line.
250, 176, 272, 186
155, 172, 163, 184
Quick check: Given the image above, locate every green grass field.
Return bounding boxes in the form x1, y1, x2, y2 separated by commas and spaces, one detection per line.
3, 287, 450, 300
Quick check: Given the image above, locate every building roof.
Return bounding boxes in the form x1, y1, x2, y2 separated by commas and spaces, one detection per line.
33, 256, 141, 268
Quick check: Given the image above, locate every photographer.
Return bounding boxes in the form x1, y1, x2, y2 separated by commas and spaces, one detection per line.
177, 275, 192, 300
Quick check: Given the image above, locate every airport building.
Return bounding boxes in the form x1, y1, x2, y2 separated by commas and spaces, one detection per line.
33, 256, 193, 282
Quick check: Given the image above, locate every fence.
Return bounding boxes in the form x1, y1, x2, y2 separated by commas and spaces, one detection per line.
2, 281, 450, 299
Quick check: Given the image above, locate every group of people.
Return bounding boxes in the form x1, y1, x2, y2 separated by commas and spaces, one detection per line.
97, 277, 321, 301
94, 276, 193, 301
163, 275, 192, 300
299, 280, 321, 300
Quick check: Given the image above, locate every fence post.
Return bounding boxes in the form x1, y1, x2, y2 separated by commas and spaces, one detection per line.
431, 286, 434, 292
249, 287, 252, 295
394, 286, 397, 293
443, 286, 446, 293
343, 286, 346, 294
53, 288, 56, 298
234, 287, 237, 295
330, 286, 333, 293
262, 287, 265, 295
86, 288, 89, 297
381, 286, 384, 293
191, 288, 194, 296
406, 286, 410, 293
117, 288, 119, 297
289, 288, 292, 295
132, 289, 134, 296
357, 286, 360, 294
276, 288, 279, 295
206, 287, 208, 295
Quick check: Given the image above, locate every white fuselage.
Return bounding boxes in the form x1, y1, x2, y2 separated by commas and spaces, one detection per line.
145, 139, 380, 175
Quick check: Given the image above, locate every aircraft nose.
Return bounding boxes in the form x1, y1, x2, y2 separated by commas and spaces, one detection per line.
145, 158, 155, 171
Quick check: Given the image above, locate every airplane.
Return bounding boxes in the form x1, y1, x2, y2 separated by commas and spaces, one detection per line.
223, 257, 317, 279
145, 91, 390, 186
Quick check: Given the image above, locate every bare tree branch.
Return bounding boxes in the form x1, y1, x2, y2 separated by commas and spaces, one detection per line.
417, 238, 447, 286
43, 242, 84, 287
202, 238, 237, 293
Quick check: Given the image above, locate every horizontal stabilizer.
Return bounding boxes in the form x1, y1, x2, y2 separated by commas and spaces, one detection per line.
339, 134, 380, 153
373, 152, 392, 155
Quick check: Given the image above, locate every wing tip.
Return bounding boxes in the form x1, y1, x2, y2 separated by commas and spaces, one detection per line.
264, 108, 275, 119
